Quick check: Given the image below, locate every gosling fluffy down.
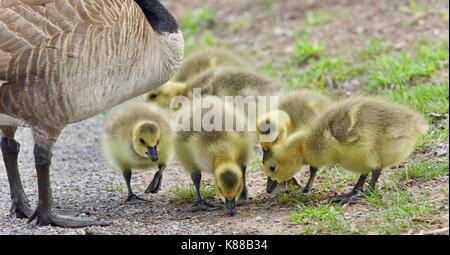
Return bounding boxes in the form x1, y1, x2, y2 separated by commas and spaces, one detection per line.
144, 48, 251, 108
197, 67, 286, 98
264, 97, 428, 204
257, 90, 332, 193
173, 96, 254, 216
101, 102, 172, 202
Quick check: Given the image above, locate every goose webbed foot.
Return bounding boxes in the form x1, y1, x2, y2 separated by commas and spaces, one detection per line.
125, 193, 149, 204
145, 167, 164, 194
11, 201, 33, 219
330, 173, 368, 205
28, 208, 108, 228
190, 199, 220, 212
329, 192, 364, 204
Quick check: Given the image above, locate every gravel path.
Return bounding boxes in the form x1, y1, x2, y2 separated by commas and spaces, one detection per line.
0, 114, 295, 235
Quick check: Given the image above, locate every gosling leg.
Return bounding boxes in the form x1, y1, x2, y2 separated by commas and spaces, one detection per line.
1, 133, 33, 219
363, 168, 382, 195
190, 172, 219, 212
28, 144, 107, 227
123, 169, 149, 203
330, 173, 368, 204
145, 164, 166, 194
302, 166, 318, 193
238, 167, 248, 203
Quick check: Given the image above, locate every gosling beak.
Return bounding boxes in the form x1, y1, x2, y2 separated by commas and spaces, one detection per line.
225, 199, 236, 216
262, 148, 269, 163
146, 146, 158, 162
266, 177, 278, 194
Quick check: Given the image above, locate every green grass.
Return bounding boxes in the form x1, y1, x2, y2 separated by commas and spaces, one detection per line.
383, 81, 449, 115
408, 0, 428, 20
367, 42, 449, 92
275, 188, 323, 205
261, 0, 274, 11
441, 11, 449, 22
415, 121, 448, 149
180, 8, 218, 55
290, 204, 354, 234
288, 188, 444, 234
287, 57, 364, 90
304, 11, 333, 27
360, 38, 393, 60
292, 36, 324, 66
247, 157, 263, 173
395, 158, 449, 182
364, 190, 441, 234
174, 184, 217, 203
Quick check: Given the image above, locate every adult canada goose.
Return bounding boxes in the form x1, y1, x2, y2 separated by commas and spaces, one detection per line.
0, 0, 183, 227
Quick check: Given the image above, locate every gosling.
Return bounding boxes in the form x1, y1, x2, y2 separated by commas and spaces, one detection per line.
144, 48, 251, 108
173, 97, 253, 216
198, 67, 285, 98
263, 97, 428, 204
257, 90, 332, 193
101, 102, 172, 203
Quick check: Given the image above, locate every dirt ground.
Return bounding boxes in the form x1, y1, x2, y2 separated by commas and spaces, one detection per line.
0, 0, 448, 235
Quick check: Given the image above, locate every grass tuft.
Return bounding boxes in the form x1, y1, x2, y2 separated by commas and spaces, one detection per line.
395, 158, 449, 183
292, 36, 324, 66
367, 42, 449, 92
174, 184, 217, 203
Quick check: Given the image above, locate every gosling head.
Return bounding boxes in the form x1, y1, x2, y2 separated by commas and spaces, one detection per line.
262, 141, 305, 194
256, 111, 290, 163
215, 163, 244, 216
132, 121, 161, 162
145, 81, 187, 110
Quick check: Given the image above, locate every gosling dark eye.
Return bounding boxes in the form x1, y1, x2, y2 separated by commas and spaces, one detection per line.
149, 93, 158, 100
140, 138, 146, 145
270, 165, 276, 172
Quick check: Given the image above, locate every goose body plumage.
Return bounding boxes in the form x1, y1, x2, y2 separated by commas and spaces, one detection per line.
0, 0, 183, 227
0, 0, 183, 130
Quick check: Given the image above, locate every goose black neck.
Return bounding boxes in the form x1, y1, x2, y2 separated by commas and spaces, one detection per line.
134, 0, 179, 34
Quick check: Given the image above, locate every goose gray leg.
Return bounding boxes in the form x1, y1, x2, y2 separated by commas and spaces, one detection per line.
303, 166, 318, 193
190, 172, 219, 212
145, 164, 166, 194
330, 173, 368, 204
0, 126, 32, 218
123, 169, 149, 203
28, 129, 108, 227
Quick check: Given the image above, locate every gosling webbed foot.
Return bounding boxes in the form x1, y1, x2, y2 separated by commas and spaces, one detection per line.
28, 208, 108, 228
124, 193, 149, 204
329, 192, 364, 205
145, 170, 163, 194
190, 199, 220, 212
